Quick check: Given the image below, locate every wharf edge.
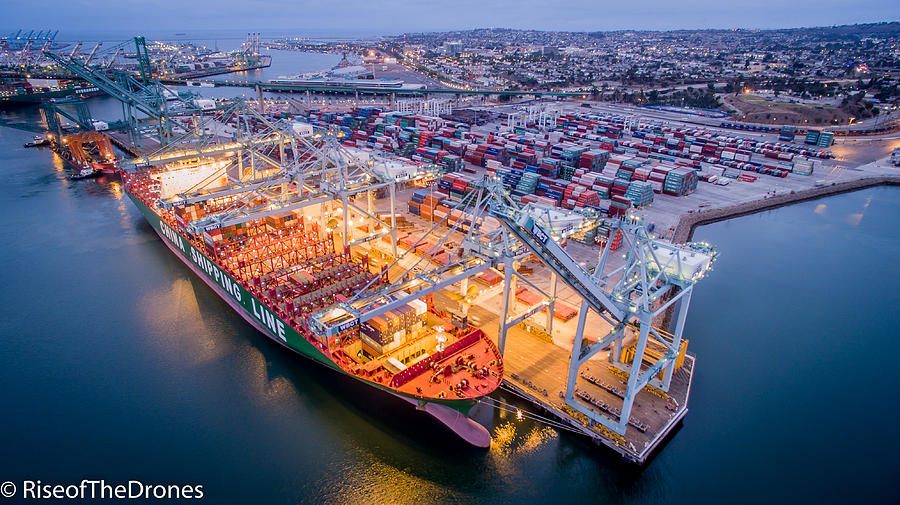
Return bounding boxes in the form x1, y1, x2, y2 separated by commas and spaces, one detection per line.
673, 176, 900, 243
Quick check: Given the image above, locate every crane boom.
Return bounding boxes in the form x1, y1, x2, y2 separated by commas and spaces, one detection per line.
43, 50, 162, 119
84, 41, 102, 65
105, 48, 122, 70
68, 41, 82, 59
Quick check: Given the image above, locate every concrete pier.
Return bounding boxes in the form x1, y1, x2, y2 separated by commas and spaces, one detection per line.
673, 175, 900, 243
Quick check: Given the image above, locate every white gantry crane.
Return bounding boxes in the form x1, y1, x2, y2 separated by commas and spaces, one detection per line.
312, 175, 715, 437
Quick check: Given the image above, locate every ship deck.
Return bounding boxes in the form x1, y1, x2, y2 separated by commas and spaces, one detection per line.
123, 170, 504, 404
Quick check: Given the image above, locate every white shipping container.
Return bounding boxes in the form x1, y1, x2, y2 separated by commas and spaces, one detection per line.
291, 121, 314, 137
409, 299, 427, 316
193, 98, 216, 111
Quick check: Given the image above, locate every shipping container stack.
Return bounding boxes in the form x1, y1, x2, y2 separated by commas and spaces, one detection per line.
196, 209, 378, 330
804, 130, 821, 145
463, 143, 484, 167
663, 168, 698, 196
521, 193, 560, 207
514, 172, 540, 197
407, 173, 504, 242
573, 188, 601, 210
360, 299, 427, 355
278, 253, 372, 319
535, 178, 566, 206
816, 131, 834, 148
607, 195, 631, 218
408, 187, 446, 220
610, 178, 630, 199
436, 154, 461, 172
572, 172, 610, 200
624, 180, 654, 208
443, 172, 476, 202
495, 166, 522, 190
779, 126, 796, 142
791, 158, 815, 176
507, 146, 539, 167
578, 149, 609, 172
616, 159, 641, 181
558, 163, 577, 181
540, 157, 562, 179
647, 168, 667, 194
561, 183, 584, 210
595, 224, 624, 250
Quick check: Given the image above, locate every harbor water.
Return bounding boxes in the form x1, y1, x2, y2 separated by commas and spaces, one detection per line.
0, 118, 897, 503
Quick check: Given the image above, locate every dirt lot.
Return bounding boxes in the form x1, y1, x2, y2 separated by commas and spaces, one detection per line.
367, 63, 447, 90
723, 94, 852, 126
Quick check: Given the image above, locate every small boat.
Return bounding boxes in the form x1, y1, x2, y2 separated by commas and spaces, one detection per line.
69, 167, 102, 180
24, 136, 50, 148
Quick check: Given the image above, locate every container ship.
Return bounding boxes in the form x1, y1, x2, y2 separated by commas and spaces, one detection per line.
268, 76, 427, 91
269, 76, 405, 89
0, 79, 102, 107
120, 137, 503, 447
166, 55, 273, 80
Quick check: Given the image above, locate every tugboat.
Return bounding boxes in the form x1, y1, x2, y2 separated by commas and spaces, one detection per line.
69, 167, 102, 180
24, 135, 51, 148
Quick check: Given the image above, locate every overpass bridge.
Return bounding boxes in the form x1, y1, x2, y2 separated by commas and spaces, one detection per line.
159, 78, 588, 98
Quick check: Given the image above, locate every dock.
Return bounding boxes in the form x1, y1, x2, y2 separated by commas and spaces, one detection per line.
497, 325, 694, 463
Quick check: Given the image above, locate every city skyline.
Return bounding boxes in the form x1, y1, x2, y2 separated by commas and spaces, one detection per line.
3, 0, 899, 35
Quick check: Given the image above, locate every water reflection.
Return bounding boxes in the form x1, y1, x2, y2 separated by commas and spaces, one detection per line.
139, 276, 231, 366
490, 421, 557, 461
319, 453, 451, 505
845, 196, 872, 226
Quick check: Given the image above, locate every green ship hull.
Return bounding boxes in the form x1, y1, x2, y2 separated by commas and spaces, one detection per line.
0, 84, 102, 106
125, 190, 483, 417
